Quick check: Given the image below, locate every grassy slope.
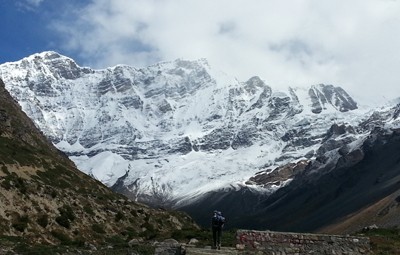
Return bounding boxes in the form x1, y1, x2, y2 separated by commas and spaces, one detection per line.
0, 79, 200, 252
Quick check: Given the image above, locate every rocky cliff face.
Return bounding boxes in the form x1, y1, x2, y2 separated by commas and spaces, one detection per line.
0, 78, 198, 246
2, 51, 400, 232
308, 84, 357, 113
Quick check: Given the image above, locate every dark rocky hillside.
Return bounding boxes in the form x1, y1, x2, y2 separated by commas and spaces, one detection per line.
0, 79, 199, 247
180, 127, 400, 234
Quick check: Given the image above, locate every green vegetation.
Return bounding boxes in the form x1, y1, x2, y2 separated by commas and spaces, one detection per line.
0, 225, 232, 254
0, 175, 12, 190
1, 165, 10, 175
0, 235, 154, 255
15, 244, 73, 255
115, 211, 124, 222
55, 205, 75, 229
0, 137, 46, 166
95, 192, 118, 202
36, 214, 49, 228
83, 204, 95, 216
50, 189, 57, 198
51, 230, 72, 245
105, 235, 126, 246
1, 172, 27, 194
171, 227, 236, 248
11, 214, 29, 232
359, 227, 400, 254
121, 226, 138, 240
91, 223, 106, 234
14, 176, 27, 194
36, 165, 74, 189
128, 244, 155, 255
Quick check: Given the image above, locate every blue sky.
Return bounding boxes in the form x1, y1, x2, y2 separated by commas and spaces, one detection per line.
2, 0, 400, 103
0, 0, 87, 64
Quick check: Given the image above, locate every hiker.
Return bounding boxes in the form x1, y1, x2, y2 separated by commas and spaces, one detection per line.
211, 210, 225, 249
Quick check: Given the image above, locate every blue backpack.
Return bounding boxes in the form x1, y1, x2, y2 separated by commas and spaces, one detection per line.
212, 212, 225, 228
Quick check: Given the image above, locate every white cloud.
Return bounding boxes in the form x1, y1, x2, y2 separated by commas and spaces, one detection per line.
16, 0, 45, 11
22, 0, 45, 8
27, 0, 44, 6
53, 0, 400, 103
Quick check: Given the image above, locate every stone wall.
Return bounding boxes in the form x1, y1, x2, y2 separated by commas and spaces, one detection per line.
236, 230, 371, 255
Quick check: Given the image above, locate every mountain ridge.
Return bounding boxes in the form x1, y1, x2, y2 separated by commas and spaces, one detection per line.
0, 51, 368, 202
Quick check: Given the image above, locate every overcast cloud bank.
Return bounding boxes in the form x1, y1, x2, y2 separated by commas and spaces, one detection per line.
32, 0, 400, 103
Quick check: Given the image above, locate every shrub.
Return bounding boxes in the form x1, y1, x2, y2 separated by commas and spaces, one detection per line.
115, 211, 124, 222
51, 190, 57, 198
121, 226, 137, 239
83, 204, 95, 216
14, 177, 27, 194
72, 236, 86, 247
139, 222, 157, 240
132, 245, 155, 255
59, 205, 75, 221
92, 223, 106, 234
105, 235, 126, 246
55, 205, 75, 229
55, 215, 70, 229
1, 178, 12, 190
1, 165, 9, 175
51, 230, 72, 245
360, 228, 400, 254
12, 215, 29, 232
36, 214, 48, 228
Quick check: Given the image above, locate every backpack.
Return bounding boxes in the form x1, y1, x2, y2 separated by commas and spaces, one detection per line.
212, 213, 225, 228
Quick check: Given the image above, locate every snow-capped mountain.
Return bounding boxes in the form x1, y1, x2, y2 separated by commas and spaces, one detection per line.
0, 51, 394, 211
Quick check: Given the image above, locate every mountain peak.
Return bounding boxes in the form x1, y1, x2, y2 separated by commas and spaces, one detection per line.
308, 83, 358, 113
26, 51, 73, 62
